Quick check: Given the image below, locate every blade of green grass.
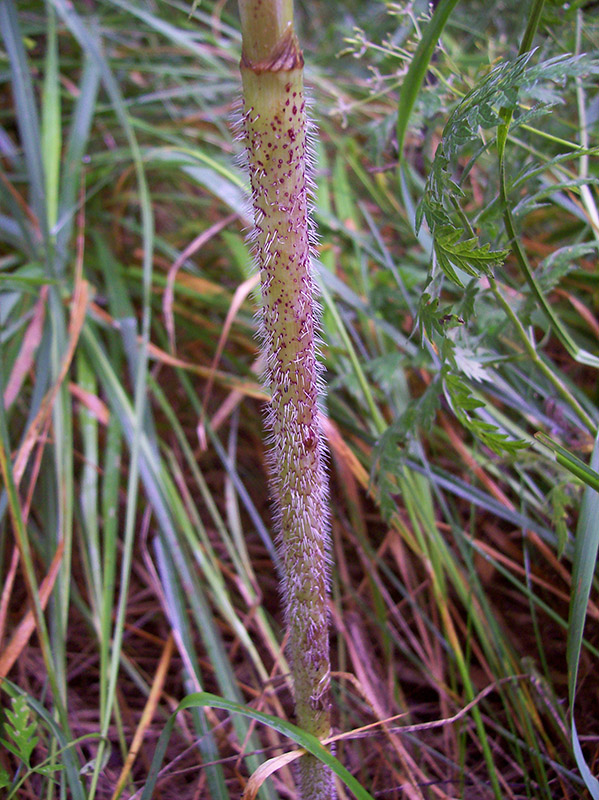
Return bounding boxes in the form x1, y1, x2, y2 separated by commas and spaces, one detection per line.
81, 320, 278, 800
0, 0, 48, 245
105, 0, 229, 69
153, 538, 230, 800
148, 372, 287, 673
50, 4, 155, 798
56, 56, 101, 273
567, 434, 599, 800
77, 350, 101, 616
41, 1, 61, 234
139, 692, 377, 800
395, 0, 461, 163
0, 372, 70, 736
536, 432, 599, 492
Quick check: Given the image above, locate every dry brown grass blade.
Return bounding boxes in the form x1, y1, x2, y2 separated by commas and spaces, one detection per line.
331, 608, 390, 720
0, 546, 20, 647
89, 300, 266, 400
322, 415, 420, 553
326, 677, 531, 745
320, 415, 370, 490
3, 288, 47, 409
198, 271, 260, 450
208, 355, 264, 436
240, 672, 523, 800
439, 410, 514, 508
474, 537, 596, 617
0, 540, 65, 679
384, 533, 438, 666
285, 663, 510, 800
163, 213, 238, 353
68, 381, 110, 426
329, 616, 427, 799
554, 287, 599, 338
110, 633, 176, 800
13, 279, 90, 486
242, 749, 302, 800
233, 630, 295, 790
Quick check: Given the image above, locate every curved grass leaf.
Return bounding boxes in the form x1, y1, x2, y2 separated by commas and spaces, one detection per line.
49, 4, 156, 798
395, 0, 461, 162
0, 0, 48, 246
567, 435, 599, 799
536, 433, 599, 492
139, 691, 375, 800
433, 225, 508, 287
0, 682, 86, 800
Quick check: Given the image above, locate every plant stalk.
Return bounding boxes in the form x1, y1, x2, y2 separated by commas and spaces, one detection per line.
237, 2, 333, 798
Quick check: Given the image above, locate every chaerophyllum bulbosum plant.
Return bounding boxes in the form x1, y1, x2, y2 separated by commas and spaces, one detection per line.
237, 1, 334, 798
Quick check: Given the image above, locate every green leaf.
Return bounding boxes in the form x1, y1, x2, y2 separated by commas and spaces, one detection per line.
0, 0, 48, 244
396, 0, 461, 162
34, 763, 65, 776
3, 695, 38, 767
445, 373, 527, 455
535, 242, 599, 294
421, 51, 599, 286
417, 293, 441, 338
0, 767, 10, 789
536, 433, 599, 492
140, 692, 376, 800
547, 483, 574, 559
0, 262, 57, 291
567, 435, 599, 799
41, 5, 61, 231
434, 225, 508, 287
436, 52, 599, 175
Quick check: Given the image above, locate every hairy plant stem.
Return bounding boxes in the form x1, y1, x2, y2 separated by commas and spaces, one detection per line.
237, 2, 333, 798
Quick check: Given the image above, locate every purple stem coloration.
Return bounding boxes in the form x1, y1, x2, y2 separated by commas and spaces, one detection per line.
237, 1, 333, 798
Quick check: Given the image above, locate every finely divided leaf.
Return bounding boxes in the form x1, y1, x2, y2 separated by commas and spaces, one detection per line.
420, 51, 599, 288
434, 225, 508, 287
445, 373, 527, 455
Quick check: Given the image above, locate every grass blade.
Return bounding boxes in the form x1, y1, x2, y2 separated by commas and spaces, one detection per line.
41, 1, 61, 233
536, 432, 599, 492
395, 0, 461, 163
0, 0, 47, 244
140, 692, 376, 800
567, 434, 599, 799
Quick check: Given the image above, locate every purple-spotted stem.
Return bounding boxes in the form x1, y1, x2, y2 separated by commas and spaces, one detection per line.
237, 1, 334, 798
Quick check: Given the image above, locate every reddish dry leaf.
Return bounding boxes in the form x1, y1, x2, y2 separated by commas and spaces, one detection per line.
0, 540, 65, 679
3, 289, 47, 409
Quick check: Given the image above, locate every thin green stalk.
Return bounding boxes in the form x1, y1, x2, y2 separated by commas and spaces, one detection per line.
499, 158, 599, 371
237, 2, 333, 798
51, 4, 155, 797
0, 399, 68, 734
496, 0, 599, 373
319, 280, 386, 435
574, 9, 599, 240
395, 0, 461, 163
41, 0, 61, 235
489, 277, 595, 432
452, 196, 595, 432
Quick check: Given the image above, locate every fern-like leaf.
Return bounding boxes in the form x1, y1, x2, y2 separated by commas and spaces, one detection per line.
434, 225, 508, 286
419, 51, 599, 288
444, 373, 527, 455
1, 696, 38, 769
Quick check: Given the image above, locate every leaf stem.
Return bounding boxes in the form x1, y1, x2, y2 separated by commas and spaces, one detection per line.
488, 277, 595, 432
237, 2, 333, 798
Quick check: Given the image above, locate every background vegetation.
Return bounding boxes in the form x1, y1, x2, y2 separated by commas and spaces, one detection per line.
0, 0, 598, 798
